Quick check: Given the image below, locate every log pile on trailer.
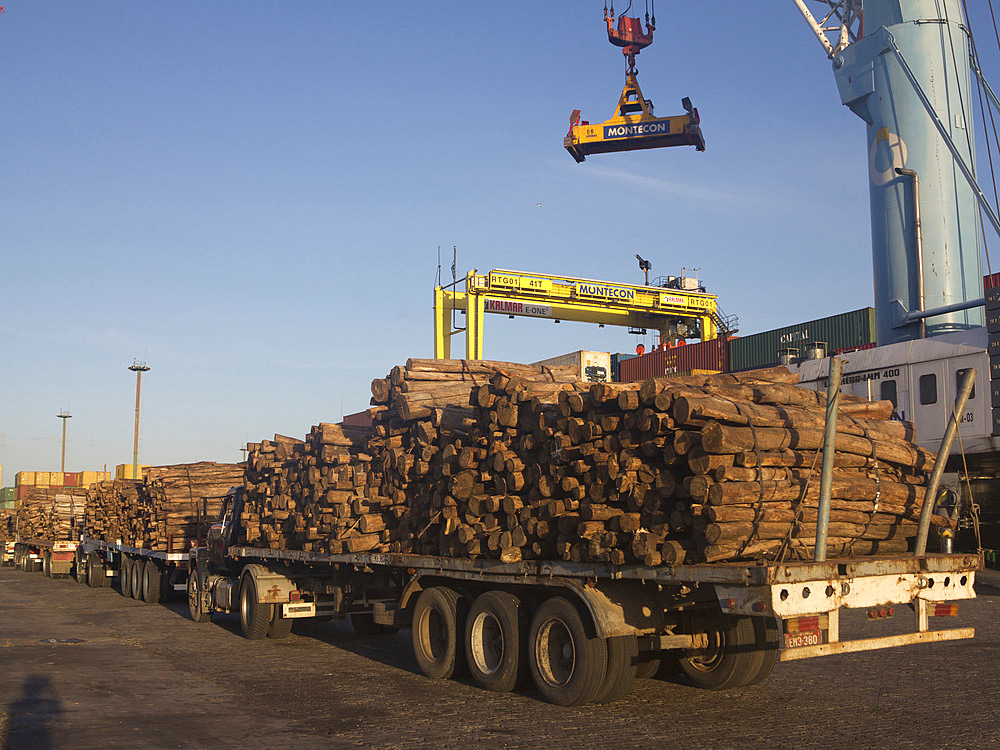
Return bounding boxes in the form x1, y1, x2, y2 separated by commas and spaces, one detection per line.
0, 508, 14, 543
85, 479, 140, 543
15, 486, 88, 541
238, 359, 953, 564
84, 463, 242, 551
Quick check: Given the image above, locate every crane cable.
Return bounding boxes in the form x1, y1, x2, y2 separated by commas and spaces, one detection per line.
943, 2, 994, 274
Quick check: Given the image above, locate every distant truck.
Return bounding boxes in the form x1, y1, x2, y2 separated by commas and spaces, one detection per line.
11, 486, 87, 577
188, 488, 980, 705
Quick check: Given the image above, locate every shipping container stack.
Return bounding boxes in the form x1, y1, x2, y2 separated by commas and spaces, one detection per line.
620, 337, 730, 382
728, 308, 876, 372
610, 353, 636, 382
986, 276, 1000, 436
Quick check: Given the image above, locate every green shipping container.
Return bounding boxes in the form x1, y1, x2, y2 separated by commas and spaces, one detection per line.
1, 487, 14, 503
728, 307, 876, 372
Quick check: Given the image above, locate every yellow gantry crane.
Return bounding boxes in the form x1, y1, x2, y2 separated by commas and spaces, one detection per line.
434, 268, 729, 360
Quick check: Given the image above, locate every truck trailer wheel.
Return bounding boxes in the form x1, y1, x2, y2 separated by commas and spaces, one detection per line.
350, 613, 397, 636
187, 567, 212, 623
593, 635, 638, 703
464, 591, 529, 692
411, 587, 468, 680
678, 614, 758, 690
267, 608, 293, 639
634, 655, 661, 680
742, 616, 780, 687
528, 597, 607, 706
42, 550, 52, 578
87, 553, 106, 588
119, 557, 132, 597
74, 550, 87, 584
239, 576, 272, 640
130, 558, 143, 600
142, 560, 162, 603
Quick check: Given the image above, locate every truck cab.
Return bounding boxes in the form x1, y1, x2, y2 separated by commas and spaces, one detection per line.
205, 486, 244, 572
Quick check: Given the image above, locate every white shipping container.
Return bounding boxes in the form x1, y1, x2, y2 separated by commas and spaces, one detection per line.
532, 350, 612, 383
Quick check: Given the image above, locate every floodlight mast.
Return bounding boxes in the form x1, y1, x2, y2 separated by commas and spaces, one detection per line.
128, 361, 150, 480
57, 410, 72, 473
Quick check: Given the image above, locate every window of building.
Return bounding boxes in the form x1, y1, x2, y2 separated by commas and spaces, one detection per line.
919, 373, 937, 405
880, 379, 897, 408
956, 368, 976, 399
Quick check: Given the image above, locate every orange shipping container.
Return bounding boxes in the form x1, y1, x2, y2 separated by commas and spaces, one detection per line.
620, 337, 731, 382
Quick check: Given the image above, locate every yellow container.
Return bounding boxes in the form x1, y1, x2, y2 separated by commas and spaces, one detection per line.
48, 472, 64, 487
116, 464, 149, 480
79, 470, 112, 487
15, 471, 35, 487
33, 471, 52, 486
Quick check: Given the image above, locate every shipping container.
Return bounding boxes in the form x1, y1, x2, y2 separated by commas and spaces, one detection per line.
728, 307, 875, 372
1, 487, 15, 504
48, 472, 64, 487
342, 410, 373, 428
532, 351, 612, 383
62, 472, 80, 487
15, 471, 35, 487
79, 470, 112, 487
619, 338, 732, 382
985, 272, 1000, 290
610, 353, 636, 382
115, 464, 150, 480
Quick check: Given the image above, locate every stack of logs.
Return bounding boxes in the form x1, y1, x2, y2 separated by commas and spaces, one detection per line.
238, 358, 952, 565
85, 479, 140, 544
15, 486, 89, 541
0, 508, 14, 543
84, 462, 243, 552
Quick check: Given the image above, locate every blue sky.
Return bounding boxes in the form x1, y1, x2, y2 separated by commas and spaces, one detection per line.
2, 2, 998, 481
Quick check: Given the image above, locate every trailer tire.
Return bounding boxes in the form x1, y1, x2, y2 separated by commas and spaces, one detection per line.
464, 591, 529, 693
349, 613, 397, 636
42, 550, 52, 578
86, 553, 105, 588
742, 616, 780, 687
119, 557, 132, 597
678, 615, 758, 691
634, 655, 661, 680
412, 587, 468, 680
187, 566, 212, 623
528, 596, 608, 706
130, 558, 143, 600
74, 551, 87, 584
142, 560, 162, 603
239, 576, 272, 640
267, 608, 293, 639
593, 635, 638, 703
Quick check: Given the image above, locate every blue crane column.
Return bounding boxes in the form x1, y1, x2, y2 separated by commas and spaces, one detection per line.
833, 0, 983, 344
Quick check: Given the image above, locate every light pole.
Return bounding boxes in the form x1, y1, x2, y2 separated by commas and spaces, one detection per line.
57, 411, 72, 473
128, 361, 150, 479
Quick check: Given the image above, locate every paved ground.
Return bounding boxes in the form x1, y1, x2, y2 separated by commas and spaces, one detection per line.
1, 566, 999, 750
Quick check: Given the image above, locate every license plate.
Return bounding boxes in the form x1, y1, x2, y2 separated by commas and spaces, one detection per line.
784, 631, 822, 649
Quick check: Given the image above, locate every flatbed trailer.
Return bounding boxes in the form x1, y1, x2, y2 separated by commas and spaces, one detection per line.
75, 536, 189, 603
13, 538, 78, 577
189, 490, 980, 705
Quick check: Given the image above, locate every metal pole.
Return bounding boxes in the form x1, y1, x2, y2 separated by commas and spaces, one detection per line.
815, 356, 843, 562
896, 168, 925, 338
915, 367, 977, 555
128, 362, 150, 479
57, 411, 71, 473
